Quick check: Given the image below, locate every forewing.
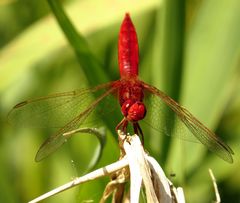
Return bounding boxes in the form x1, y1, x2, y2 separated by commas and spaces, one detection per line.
8, 82, 114, 128
142, 81, 234, 163
8, 82, 121, 161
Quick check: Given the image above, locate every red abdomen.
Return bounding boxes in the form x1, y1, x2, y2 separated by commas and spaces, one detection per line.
118, 13, 139, 78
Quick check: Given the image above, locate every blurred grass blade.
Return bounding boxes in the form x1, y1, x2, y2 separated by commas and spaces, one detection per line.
47, 0, 109, 86
152, 0, 186, 172
153, 0, 185, 97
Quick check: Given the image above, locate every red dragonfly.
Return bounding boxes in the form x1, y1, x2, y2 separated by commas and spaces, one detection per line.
8, 13, 234, 163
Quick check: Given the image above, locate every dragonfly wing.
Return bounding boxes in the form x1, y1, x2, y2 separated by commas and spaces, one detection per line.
8, 81, 121, 161
35, 85, 119, 161
8, 82, 114, 128
142, 81, 234, 163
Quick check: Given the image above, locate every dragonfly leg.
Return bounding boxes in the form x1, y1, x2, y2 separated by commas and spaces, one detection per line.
133, 122, 144, 146
116, 118, 128, 134
116, 118, 129, 157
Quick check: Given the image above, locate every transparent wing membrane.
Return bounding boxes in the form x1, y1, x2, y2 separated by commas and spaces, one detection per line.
8, 83, 114, 128
8, 82, 120, 161
142, 81, 234, 163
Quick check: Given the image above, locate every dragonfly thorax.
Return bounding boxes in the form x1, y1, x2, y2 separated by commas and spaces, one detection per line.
118, 80, 144, 105
118, 80, 146, 122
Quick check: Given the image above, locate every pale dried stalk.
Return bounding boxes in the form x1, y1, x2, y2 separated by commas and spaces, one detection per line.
28, 132, 184, 203
28, 158, 128, 203
209, 168, 221, 203
124, 134, 170, 202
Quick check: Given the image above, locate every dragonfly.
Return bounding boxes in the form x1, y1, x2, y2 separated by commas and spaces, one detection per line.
8, 13, 234, 163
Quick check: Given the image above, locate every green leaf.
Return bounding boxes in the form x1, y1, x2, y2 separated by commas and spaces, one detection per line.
47, 0, 109, 86
152, 0, 186, 182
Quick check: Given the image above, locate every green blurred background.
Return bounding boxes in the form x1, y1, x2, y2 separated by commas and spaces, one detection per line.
0, 0, 240, 202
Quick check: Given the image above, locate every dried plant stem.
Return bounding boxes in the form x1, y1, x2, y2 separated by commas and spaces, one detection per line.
28, 158, 128, 203
209, 168, 221, 203
29, 132, 185, 203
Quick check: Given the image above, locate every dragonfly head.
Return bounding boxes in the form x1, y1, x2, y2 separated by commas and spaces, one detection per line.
121, 99, 146, 122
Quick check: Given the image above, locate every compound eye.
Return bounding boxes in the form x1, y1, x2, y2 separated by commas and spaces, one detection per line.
121, 99, 134, 117
127, 101, 146, 122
